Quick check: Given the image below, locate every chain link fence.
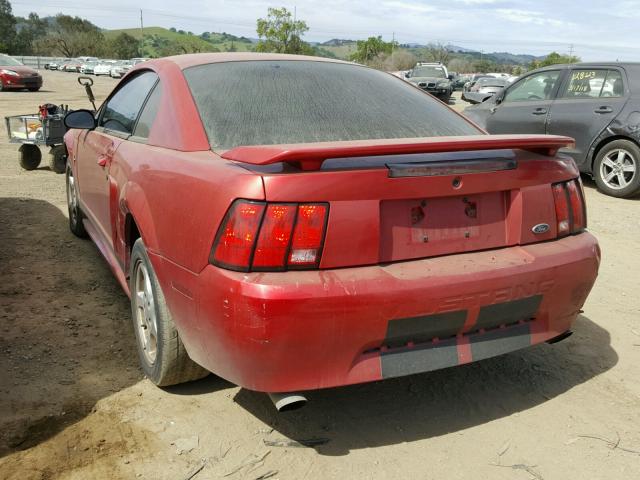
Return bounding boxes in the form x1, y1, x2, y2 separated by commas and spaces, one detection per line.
9, 56, 70, 69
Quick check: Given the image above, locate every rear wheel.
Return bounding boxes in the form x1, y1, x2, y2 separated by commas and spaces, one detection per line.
66, 165, 88, 238
130, 239, 209, 387
19, 144, 42, 170
28, 87, 40, 92
49, 146, 66, 173
594, 140, 640, 198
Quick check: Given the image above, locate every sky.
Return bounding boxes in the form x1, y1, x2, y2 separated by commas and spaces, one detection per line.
10, 0, 640, 61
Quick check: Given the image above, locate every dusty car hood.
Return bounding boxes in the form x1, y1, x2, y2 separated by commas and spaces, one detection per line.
0, 65, 40, 76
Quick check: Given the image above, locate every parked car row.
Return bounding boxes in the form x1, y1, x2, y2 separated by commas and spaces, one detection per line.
46, 57, 148, 78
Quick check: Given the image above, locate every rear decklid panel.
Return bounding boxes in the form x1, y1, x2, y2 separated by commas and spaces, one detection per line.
222, 135, 577, 269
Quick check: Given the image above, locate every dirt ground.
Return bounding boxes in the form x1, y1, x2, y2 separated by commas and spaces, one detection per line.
1, 70, 639, 480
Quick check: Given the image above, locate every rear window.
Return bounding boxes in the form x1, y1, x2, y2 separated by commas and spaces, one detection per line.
184, 60, 479, 150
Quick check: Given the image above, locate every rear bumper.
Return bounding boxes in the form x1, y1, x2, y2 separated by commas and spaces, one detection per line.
153, 232, 600, 392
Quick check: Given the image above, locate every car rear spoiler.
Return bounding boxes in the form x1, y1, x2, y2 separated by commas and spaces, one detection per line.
221, 134, 575, 171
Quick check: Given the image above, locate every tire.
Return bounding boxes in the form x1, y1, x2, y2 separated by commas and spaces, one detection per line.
49, 146, 66, 173
19, 144, 42, 170
66, 165, 88, 238
130, 239, 209, 387
594, 139, 640, 198
28, 87, 40, 92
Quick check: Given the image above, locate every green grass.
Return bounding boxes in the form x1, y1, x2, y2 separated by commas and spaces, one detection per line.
319, 44, 356, 60
104, 27, 254, 57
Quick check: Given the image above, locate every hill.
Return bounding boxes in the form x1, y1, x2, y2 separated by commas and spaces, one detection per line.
104, 27, 254, 57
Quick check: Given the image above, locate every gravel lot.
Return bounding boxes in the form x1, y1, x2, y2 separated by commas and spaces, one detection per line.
1, 70, 639, 480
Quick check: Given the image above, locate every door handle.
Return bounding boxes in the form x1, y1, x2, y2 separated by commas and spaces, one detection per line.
594, 106, 613, 114
532, 108, 547, 115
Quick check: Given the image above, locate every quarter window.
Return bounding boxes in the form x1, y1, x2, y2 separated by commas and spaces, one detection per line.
99, 71, 158, 134
504, 71, 561, 102
603, 70, 624, 97
560, 69, 623, 98
133, 83, 162, 139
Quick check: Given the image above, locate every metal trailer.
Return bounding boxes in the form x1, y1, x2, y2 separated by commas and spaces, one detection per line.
4, 106, 69, 173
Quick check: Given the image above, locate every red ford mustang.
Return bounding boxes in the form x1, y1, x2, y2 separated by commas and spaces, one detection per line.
63, 53, 600, 410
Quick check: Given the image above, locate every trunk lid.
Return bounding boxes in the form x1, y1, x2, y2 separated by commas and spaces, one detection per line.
223, 135, 577, 269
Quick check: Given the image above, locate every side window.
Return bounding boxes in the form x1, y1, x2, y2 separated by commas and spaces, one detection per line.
504, 71, 561, 102
132, 83, 162, 139
603, 70, 624, 97
560, 69, 609, 98
99, 71, 158, 134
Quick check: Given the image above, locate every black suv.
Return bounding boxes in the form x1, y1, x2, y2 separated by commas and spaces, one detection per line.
464, 63, 640, 198
405, 64, 453, 103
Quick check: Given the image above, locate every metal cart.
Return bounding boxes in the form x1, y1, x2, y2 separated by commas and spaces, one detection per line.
4, 104, 70, 173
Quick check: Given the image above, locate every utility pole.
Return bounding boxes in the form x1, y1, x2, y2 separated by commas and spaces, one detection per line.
568, 43, 574, 57
392, 31, 395, 64
140, 9, 144, 57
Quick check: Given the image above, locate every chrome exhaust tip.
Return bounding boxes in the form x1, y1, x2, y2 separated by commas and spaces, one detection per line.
268, 392, 308, 412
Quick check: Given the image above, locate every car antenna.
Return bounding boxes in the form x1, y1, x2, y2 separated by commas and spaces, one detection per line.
77, 76, 97, 111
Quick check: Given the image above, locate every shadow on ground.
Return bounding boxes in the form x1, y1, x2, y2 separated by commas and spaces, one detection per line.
0, 197, 143, 457
0, 198, 617, 459
581, 172, 640, 200
232, 316, 615, 456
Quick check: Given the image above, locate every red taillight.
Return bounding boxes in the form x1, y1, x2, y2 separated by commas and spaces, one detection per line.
566, 179, 586, 231
552, 178, 586, 237
288, 204, 328, 267
252, 204, 297, 269
552, 183, 570, 237
211, 201, 265, 270
211, 200, 329, 272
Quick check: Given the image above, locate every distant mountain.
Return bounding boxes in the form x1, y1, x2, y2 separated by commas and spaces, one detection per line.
489, 51, 542, 63
321, 39, 356, 47
445, 44, 475, 53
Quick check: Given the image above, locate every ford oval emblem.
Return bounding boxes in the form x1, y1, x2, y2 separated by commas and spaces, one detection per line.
532, 223, 550, 234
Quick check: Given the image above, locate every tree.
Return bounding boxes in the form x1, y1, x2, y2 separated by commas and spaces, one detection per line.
255, 7, 309, 54
423, 43, 451, 64
530, 51, 580, 69
350, 36, 395, 64
10, 13, 47, 54
108, 32, 139, 59
0, 0, 16, 53
448, 57, 473, 74
43, 14, 105, 57
390, 50, 417, 70
473, 59, 496, 73
169, 27, 176, 32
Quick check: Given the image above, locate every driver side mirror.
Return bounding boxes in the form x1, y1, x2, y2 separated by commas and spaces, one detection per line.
494, 90, 506, 105
447, 74, 454, 80
64, 109, 97, 130
405, 71, 410, 78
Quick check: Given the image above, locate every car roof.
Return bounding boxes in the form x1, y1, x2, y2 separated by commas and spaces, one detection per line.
149, 52, 353, 70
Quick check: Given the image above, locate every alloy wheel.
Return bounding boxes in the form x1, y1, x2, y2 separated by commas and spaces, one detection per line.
600, 148, 637, 190
66, 169, 78, 223
133, 261, 158, 365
